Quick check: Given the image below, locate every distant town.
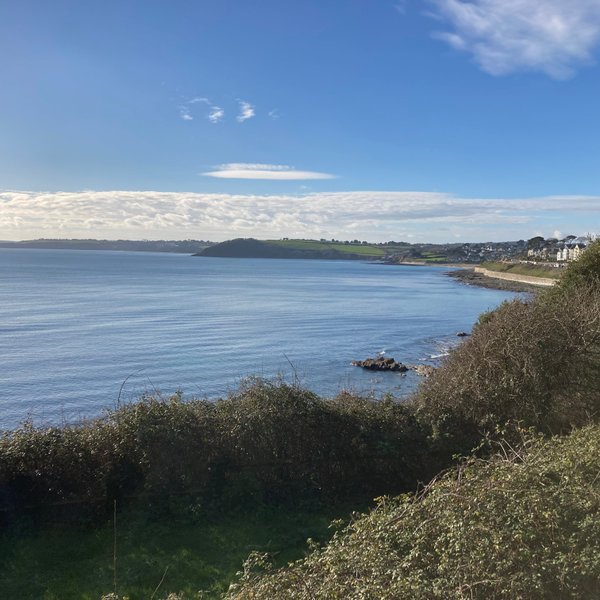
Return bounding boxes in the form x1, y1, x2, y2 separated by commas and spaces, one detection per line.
381, 234, 597, 265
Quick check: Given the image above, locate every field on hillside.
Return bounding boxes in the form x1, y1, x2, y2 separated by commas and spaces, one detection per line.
481, 261, 562, 279
266, 239, 388, 256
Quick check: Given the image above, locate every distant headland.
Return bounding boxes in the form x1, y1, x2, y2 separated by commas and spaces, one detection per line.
194, 237, 528, 263
0, 238, 213, 253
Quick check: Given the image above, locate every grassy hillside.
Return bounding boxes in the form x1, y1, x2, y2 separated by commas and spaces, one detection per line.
198, 238, 394, 259
0, 505, 357, 599
266, 239, 387, 257
481, 260, 562, 279
199, 238, 463, 262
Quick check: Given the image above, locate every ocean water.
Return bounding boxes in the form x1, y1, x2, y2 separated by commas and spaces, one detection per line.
0, 249, 516, 428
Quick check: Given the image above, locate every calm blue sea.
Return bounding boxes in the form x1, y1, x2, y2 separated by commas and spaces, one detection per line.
0, 249, 516, 428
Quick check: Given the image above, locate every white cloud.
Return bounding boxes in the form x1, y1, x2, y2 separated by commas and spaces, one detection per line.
430, 0, 600, 78
179, 97, 225, 123
237, 100, 255, 122
1, 189, 599, 242
268, 109, 280, 120
179, 107, 193, 121
208, 106, 224, 123
203, 163, 337, 180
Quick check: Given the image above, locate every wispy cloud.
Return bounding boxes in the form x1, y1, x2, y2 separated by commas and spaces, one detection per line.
203, 163, 337, 180
178, 106, 194, 121
395, 1, 409, 14
268, 109, 280, 120
2, 189, 599, 242
430, 0, 600, 78
236, 100, 255, 122
207, 106, 225, 123
179, 97, 224, 123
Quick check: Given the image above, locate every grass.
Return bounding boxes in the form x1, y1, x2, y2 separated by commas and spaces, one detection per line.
266, 239, 387, 256
420, 251, 448, 263
0, 504, 358, 599
481, 261, 562, 279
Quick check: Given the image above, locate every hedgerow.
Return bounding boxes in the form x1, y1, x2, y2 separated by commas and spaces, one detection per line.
0, 380, 433, 522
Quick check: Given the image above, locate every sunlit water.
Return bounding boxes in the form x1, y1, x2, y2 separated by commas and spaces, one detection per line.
0, 249, 516, 428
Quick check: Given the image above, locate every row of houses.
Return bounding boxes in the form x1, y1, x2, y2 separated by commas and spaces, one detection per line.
527, 235, 595, 262
556, 237, 590, 261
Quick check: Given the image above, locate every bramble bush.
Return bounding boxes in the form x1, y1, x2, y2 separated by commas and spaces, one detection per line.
417, 241, 600, 443
227, 424, 600, 599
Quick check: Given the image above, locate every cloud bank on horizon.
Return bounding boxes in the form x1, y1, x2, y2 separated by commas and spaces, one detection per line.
432, 0, 600, 78
1, 189, 598, 243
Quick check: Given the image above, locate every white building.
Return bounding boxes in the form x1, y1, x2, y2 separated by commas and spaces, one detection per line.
556, 237, 591, 262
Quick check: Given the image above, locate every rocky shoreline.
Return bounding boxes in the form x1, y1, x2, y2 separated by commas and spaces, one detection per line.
446, 268, 539, 293
352, 356, 436, 377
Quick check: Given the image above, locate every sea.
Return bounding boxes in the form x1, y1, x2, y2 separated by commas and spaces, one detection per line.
0, 249, 517, 429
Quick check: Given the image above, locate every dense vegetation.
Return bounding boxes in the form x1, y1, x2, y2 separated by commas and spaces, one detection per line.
0, 381, 434, 525
417, 279, 600, 438
228, 424, 600, 599
1, 241, 600, 599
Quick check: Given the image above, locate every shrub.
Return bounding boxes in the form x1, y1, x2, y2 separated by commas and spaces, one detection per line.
417, 279, 600, 437
0, 381, 433, 520
227, 424, 600, 599
555, 239, 600, 292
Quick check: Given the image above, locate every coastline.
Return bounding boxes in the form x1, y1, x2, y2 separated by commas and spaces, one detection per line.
445, 267, 546, 293
388, 260, 549, 293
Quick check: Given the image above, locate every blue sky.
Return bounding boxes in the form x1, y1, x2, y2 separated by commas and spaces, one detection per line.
1, 0, 600, 242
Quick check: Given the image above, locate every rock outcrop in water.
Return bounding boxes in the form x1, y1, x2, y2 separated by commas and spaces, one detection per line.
352, 357, 409, 372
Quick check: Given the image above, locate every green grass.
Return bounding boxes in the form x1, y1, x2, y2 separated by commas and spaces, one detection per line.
420, 251, 448, 263
0, 505, 356, 599
266, 239, 387, 256
481, 261, 562, 279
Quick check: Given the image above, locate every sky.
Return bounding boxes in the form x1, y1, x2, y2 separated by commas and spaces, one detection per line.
1, 0, 600, 243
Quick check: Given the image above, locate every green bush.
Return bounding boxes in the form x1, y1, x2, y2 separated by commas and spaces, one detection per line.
227, 424, 600, 599
417, 278, 600, 437
556, 239, 600, 291
0, 381, 433, 521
